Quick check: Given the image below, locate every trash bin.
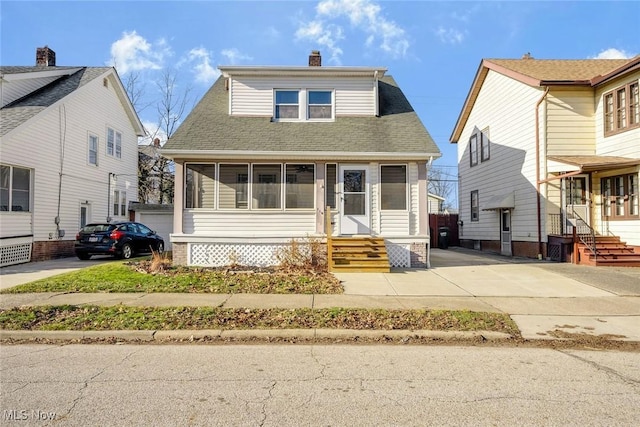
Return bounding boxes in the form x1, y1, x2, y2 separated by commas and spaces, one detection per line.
438, 226, 450, 249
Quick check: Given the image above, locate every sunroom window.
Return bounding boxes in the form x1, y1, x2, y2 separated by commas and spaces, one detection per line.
286, 164, 315, 209
219, 164, 249, 209
0, 164, 30, 212
252, 164, 282, 209
185, 164, 216, 209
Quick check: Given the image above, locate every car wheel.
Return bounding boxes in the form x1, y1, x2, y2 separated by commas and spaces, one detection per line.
121, 243, 133, 260
76, 252, 91, 260
156, 242, 164, 254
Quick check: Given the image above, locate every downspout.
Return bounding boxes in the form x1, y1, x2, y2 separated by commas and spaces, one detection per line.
426, 156, 434, 269
535, 87, 550, 259
374, 70, 379, 117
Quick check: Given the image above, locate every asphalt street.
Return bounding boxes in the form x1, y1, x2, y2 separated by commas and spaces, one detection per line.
1, 344, 639, 426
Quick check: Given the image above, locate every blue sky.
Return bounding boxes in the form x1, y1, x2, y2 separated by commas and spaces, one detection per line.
2, 0, 639, 195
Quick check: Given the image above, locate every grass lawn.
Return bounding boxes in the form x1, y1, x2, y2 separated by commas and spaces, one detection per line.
0, 260, 342, 294
0, 305, 519, 335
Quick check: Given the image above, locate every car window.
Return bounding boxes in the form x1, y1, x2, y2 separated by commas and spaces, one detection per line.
122, 223, 136, 233
81, 224, 113, 233
137, 223, 152, 234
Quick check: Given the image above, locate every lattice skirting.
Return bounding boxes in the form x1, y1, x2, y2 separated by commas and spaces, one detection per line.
386, 243, 411, 268
0, 243, 32, 267
190, 243, 289, 267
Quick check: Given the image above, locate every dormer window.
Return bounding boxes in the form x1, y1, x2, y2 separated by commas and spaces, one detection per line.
273, 89, 334, 121
308, 91, 332, 119
275, 90, 299, 119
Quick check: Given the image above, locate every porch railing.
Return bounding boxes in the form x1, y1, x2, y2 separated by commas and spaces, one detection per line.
568, 209, 597, 262
325, 206, 333, 271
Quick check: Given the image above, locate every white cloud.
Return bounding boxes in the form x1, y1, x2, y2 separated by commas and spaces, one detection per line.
221, 48, 253, 65
434, 26, 465, 44
591, 48, 635, 59
184, 47, 220, 85
295, 0, 409, 63
109, 31, 171, 74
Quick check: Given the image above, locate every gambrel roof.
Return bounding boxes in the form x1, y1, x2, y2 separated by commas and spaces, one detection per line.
0, 66, 144, 138
162, 74, 441, 161
450, 55, 640, 143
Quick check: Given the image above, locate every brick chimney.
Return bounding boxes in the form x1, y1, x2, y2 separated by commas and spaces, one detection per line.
309, 50, 321, 67
522, 52, 533, 60
153, 138, 161, 148
36, 46, 56, 66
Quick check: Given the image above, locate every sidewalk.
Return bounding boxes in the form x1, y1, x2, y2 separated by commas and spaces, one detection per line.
1, 248, 639, 342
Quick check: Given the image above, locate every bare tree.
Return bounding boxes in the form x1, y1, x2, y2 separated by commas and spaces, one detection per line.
137, 69, 192, 204
428, 167, 457, 210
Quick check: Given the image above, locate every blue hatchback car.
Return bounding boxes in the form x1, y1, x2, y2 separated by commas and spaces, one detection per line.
74, 221, 164, 260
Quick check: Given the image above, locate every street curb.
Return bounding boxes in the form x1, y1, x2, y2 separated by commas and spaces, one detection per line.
0, 329, 514, 342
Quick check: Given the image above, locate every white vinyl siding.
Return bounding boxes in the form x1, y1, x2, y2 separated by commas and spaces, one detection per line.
229, 77, 376, 117
183, 211, 316, 236
457, 70, 543, 242
546, 89, 596, 156
0, 70, 138, 242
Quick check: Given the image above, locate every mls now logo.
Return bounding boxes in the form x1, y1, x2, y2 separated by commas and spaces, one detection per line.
3, 410, 56, 421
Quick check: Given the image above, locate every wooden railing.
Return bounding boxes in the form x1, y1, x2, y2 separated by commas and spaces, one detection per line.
325, 206, 333, 271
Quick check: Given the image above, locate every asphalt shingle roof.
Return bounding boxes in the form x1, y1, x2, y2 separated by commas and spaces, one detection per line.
163, 75, 440, 158
0, 66, 111, 137
485, 58, 632, 82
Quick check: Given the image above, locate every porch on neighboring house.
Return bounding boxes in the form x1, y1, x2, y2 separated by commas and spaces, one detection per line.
545, 155, 640, 267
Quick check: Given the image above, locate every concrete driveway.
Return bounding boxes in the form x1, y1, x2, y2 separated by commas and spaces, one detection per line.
336, 247, 640, 341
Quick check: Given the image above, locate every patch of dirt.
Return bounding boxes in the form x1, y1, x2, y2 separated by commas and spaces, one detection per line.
3, 333, 639, 352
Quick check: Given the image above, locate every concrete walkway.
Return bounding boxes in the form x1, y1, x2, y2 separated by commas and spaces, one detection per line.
1, 248, 639, 341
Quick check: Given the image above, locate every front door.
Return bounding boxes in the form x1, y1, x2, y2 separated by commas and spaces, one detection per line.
339, 165, 370, 235
563, 175, 590, 233
501, 209, 512, 256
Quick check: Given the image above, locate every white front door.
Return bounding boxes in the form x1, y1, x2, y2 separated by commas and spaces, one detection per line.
501, 209, 512, 256
563, 175, 590, 233
339, 165, 370, 235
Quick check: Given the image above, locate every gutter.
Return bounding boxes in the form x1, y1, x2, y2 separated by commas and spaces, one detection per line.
160, 149, 442, 162
535, 87, 550, 259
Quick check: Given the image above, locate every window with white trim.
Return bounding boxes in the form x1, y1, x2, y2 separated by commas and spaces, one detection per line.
480, 127, 490, 162
308, 90, 332, 119
274, 90, 299, 119
0, 164, 31, 212
88, 134, 98, 166
286, 164, 315, 209
107, 127, 122, 158
252, 164, 282, 209
186, 164, 216, 209
325, 164, 337, 209
380, 165, 407, 210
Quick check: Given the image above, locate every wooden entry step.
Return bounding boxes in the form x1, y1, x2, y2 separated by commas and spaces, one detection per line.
329, 237, 390, 273
576, 235, 640, 267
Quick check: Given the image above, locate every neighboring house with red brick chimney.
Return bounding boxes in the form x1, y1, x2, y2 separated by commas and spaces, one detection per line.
161, 51, 441, 271
0, 46, 144, 266
451, 54, 640, 266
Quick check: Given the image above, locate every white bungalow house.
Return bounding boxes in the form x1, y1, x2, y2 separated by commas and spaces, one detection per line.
162, 51, 441, 271
0, 47, 144, 266
451, 54, 640, 266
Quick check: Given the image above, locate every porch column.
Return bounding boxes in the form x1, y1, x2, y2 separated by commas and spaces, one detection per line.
173, 161, 184, 235
418, 162, 428, 235
315, 162, 325, 234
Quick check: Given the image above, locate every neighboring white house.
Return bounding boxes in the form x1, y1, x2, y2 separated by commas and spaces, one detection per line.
428, 193, 445, 214
161, 51, 441, 269
0, 46, 144, 266
450, 54, 640, 265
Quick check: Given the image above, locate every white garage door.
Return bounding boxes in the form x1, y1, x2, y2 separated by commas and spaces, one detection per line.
138, 213, 174, 251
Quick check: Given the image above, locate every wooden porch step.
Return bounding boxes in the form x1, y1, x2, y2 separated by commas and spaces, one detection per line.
329, 236, 390, 273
